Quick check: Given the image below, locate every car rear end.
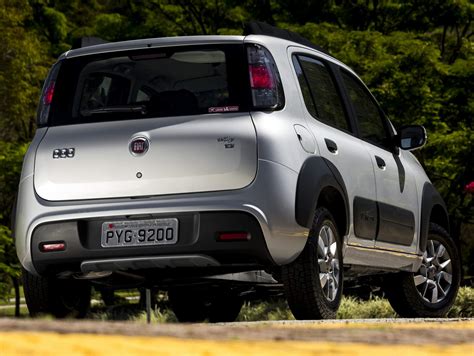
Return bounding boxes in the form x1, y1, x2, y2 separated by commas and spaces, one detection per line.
15, 36, 307, 283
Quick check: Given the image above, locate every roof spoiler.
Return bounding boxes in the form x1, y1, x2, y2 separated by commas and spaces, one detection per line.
72, 37, 109, 49
243, 21, 328, 55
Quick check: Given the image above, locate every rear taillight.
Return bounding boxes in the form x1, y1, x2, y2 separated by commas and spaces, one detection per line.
37, 62, 61, 127
43, 82, 55, 105
247, 44, 284, 109
249, 65, 273, 89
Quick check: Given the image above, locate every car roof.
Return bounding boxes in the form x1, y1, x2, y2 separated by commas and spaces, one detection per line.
60, 33, 356, 79
61, 35, 246, 59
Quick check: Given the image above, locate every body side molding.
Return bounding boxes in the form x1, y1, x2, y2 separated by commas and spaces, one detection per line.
353, 196, 377, 240
377, 201, 415, 246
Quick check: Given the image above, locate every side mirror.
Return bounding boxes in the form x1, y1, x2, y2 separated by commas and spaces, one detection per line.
397, 125, 427, 151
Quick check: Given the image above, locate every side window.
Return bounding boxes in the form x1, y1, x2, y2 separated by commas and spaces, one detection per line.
293, 55, 350, 131
341, 71, 390, 148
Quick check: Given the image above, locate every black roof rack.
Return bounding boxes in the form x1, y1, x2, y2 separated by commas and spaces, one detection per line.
72, 36, 109, 49
243, 21, 328, 55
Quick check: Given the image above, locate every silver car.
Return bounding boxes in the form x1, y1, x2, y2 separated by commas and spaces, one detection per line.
14, 23, 460, 320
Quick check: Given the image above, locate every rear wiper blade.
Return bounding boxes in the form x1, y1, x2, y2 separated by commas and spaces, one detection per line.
82, 105, 147, 116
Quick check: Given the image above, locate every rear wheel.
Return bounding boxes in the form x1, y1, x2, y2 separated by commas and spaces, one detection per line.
384, 223, 461, 317
22, 269, 91, 318
168, 287, 243, 322
282, 207, 343, 319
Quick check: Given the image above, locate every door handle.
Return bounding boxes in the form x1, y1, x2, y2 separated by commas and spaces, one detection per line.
325, 138, 338, 154
375, 156, 386, 169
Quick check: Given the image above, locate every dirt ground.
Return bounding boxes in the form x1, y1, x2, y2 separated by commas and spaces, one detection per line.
0, 318, 473, 345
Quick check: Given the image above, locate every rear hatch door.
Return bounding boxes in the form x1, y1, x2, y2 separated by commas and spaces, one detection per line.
34, 43, 256, 201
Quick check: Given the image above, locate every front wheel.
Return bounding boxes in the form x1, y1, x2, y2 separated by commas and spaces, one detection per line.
384, 223, 461, 317
282, 207, 343, 319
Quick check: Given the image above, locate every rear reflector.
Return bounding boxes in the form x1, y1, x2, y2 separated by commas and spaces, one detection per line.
217, 232, 251, 241
40, 242, 66, 252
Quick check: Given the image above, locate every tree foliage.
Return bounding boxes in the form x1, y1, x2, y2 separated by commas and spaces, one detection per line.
0, 141, 28, 299
0, 0, 472, 298
0, 0, 50, 142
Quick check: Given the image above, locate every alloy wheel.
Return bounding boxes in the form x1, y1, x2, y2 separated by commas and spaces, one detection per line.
414, 239, 453, 304
316, 223, 340, 302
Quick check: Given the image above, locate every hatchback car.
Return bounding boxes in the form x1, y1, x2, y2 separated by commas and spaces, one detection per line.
14, 22, 460, 320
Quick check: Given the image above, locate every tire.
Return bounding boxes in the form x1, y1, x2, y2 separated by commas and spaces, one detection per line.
168, 287, 243, 322
282, 207, 343, 319
384, 223, 461, 318
22, 268, 50, 316
22, 268, 91, 318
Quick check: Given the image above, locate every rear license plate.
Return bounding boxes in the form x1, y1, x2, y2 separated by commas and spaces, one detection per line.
101, 218, 178, 248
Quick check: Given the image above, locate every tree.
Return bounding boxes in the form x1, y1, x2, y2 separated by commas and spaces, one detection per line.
0, 0, 49, 308
0, 141, 28, 313
0, 0, 50, 142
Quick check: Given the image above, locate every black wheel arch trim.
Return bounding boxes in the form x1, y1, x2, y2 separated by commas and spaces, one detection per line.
420, 182, 450, 252
295, 156, 349, 236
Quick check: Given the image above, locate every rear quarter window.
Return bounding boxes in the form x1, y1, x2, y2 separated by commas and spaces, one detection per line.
293, 54, 350, 132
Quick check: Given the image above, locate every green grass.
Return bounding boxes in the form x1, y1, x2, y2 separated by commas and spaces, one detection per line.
238, 287, 473, 321
0, 287, 24, 306
447, 286, 474, 318
0, 306, 28, 317
2, 287, 472, 321
88, 304, 178, 323
238, 298, 294, 321
88, 287, 474, 323
337, 296, 397, 319
234, 287, 473, 321
235, 296, 397, 322
131, 307, 178, 323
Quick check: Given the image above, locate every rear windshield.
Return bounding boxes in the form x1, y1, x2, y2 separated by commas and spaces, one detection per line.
49, 44, 249, 125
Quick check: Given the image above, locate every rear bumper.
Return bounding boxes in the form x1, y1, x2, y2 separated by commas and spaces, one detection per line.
31, 212, 274, 275
15, 159, 308, 276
